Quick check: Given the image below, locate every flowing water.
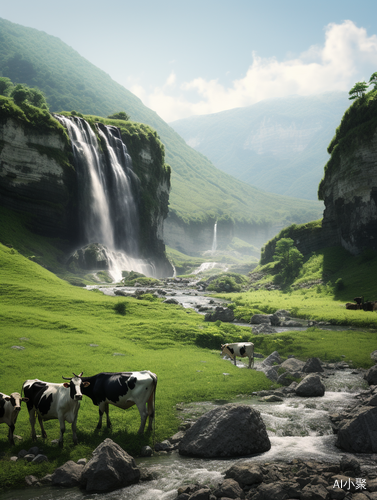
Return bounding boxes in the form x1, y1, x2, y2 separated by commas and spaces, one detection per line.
211, 222, 217, 253
4, 369, 372, 500
54, 115, 154, 281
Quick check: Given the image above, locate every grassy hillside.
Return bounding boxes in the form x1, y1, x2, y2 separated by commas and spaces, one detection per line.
0, 17, 322, 228
170, 93, 350, 201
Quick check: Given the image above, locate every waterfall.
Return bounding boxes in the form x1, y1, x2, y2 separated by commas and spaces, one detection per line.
55, 115, 154, 281
211, 221, 217, 253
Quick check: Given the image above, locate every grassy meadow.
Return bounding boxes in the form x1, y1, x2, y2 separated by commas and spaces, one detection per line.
1, 237, 377, 490
0, 243, 270, 489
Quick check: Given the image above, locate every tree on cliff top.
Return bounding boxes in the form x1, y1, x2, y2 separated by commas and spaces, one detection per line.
369, 72, 377, 91
107, 111, 130, 121
348, 81, 369, 100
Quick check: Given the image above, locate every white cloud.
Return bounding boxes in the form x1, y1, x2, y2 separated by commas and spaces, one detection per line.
132, 21, 377, 122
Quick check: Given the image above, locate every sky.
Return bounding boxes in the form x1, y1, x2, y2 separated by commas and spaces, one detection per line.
1, 0, 377, 122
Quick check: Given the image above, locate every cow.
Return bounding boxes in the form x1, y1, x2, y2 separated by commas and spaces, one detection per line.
363, 301, 377, 312
354, 296, 364, 306
0, 392, 28, 445
80, 371, 157, 434
346, 302, 360, 310
22, 372, 89, 447
221, 343, 255, 368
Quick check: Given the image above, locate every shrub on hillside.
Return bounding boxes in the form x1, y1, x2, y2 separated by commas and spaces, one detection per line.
207, 273, 247, 293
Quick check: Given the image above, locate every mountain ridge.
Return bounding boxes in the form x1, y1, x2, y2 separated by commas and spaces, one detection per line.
0, 17, 323, 253
169, 92, 350, 200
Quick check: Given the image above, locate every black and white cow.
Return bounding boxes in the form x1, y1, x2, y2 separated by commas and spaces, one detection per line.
81, 371, 157, 434
221, 342, 255, 368
0, 392, 28, 445
22, 372, 89, 447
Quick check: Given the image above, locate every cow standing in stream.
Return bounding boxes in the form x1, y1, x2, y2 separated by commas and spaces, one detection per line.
22, 372, 89, 447
221, 342, 255, 368
80, 371, 157, 434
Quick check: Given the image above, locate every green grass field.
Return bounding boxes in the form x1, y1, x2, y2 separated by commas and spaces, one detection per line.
0, 243, 271, 489
1, 239, 377, 490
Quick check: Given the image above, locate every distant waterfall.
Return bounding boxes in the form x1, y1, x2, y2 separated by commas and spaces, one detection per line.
55, 115, 153, 281
211, 221, 217, 253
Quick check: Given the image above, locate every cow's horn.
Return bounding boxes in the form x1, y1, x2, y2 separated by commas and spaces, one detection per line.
72, 372, 83, 378
62, 376, 71, 380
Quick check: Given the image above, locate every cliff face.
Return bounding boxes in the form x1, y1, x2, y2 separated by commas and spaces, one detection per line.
0, 117, 77, 238
319, 92, 377, 255
0, 112, 172, 275
321, 130, 377, 254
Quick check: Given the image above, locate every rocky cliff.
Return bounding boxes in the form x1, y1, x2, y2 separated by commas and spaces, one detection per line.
319, 91, 377, 255
0, 116, 76, 239
0, 102, 172, 276
261, 91, 377, 262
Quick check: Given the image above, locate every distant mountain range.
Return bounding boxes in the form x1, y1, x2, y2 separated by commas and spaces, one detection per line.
169, 93, 350, 200
0, 17, 323, 238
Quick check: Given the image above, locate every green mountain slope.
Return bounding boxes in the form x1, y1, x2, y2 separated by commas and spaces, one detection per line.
0, 17, 322, 227
169, 93, 350, 201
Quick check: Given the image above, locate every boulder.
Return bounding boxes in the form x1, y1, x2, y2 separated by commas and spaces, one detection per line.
250, 314, 271, 325
80, 438, 140, 492
224, 462, 263, 486
163, 298, 180, 305
336, 406, 377, 453
302, 357, 324, 373
257, 351, 282, 381
371, 350, 377, 363
178, 404, 271, 458
213, 478, 245, 499
280, 357, 305, 372
51, 460, 84, 488
364, 365, 377, 386
295, 374, 325, 397
260, 351, 282, 367
204, 306, 234, 322
277, 371, 302, 386
251, 482, 289, 500
269, 310, 291, 326
68, 243, 110, 270
262, 366, 279, 381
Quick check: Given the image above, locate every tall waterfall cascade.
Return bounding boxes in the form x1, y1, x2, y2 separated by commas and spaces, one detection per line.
211, 221, 217, 253
55, 115, 155, 281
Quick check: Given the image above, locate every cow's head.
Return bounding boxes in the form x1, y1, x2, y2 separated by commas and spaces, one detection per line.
7, 392, 29, 412
62, 372, 90, 401
221, 344, 234, 358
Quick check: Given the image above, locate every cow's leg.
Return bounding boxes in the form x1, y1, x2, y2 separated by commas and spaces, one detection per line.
37, 413, 48, 439
71, 413, 79, 445
97, 402, 111, 429
233, 356, 237, 366
8, 424, 15, 446
147, 391, 155, 432
136, 402, 148, 434
105, 403, 111, 428
58, 414, 65, 448
28, 409, 38, 441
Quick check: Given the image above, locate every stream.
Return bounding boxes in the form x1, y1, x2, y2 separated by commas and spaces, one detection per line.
4, 284, 373, 499
3, 369, 373, 500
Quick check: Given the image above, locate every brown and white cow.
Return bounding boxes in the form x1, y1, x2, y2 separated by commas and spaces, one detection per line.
22, 372, 89, 447
0, 392, 28, 445
221, 342, 255, 368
